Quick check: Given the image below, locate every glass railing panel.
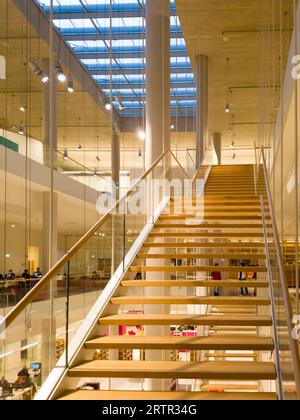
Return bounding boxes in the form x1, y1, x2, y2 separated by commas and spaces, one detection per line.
258, 154, 300, 400
0, 275, 68, 397
0, 149, 192, 399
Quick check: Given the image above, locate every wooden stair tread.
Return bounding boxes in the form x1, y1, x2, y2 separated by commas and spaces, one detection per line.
142, 242, 265, 248
149, 232, 263, 238
58, 390, 277, 401
85, 335, 273, 351
98, 314, 272, 326
121, 280, 268, 288
155, 223, 264, 228
129, 265, 267, 272
111, 296, 270, 306
137, 253, 266, 259
68, 360, 277, 380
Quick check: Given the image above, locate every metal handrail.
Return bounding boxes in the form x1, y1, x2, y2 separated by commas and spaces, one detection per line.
260, 147, 300, 398
260, 195, 284, 400
0, 148, 171, 330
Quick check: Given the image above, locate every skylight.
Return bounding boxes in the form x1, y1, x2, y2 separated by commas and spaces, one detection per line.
37, 0, 196, 117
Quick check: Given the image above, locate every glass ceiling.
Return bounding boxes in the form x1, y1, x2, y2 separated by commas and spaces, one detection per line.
37, 0, 196, 117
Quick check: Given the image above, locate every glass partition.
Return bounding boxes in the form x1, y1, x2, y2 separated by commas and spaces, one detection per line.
258, 151, 300, 400
0, 149, 189, 397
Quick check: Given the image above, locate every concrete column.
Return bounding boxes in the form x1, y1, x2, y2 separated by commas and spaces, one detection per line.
42, 58, 57, 166
146, 0, 170, 168
213, 132, 222, 165
196, 55, 208, 168
42, 191, 58, 273
111, 128, 120, 201
144, 0, 171, 392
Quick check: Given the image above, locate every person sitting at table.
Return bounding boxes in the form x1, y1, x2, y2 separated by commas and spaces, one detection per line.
0, 274, 3, 280
32, 268, 43, 278
0, 376, 9, 390
5, 269, 15, 280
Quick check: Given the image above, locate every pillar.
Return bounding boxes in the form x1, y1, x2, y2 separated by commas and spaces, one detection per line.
42, 58, 57, 166
42, 191, 58, 273
111, 127, 120, 201
196, 55, 208, 168
213, 132, 222, 165
144, 0, 171, 392
146, 0, 170, 168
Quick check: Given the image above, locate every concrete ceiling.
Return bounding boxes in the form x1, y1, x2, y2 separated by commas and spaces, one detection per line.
175, 0, 294, 148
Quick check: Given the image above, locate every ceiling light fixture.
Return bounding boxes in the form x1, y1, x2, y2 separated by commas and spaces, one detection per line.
137, 129, 146, 141
63, 149, 69, 161
138, 149, 142, 159
114, 95, 125, 111
67, 75, 74, 93
18, 123, 25, 135
20, 105, 26, 113
171, 124, 175, 130
96, 156, 101, 162
56, 62, 66, 82
104, 99, 112, 111
225, 57, 231, 114
78, 145, 82, 150
28, 58, 48, 84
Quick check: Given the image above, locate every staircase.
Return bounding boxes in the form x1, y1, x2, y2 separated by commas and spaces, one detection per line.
54, 164, 280, 400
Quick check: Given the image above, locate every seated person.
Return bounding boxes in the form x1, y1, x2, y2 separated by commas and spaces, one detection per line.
22, 269, 31, 280
5, 270, 15, 280
0, 376, 9, 390
21, 269, 31, 288
32, 268, 43, 278
0, 274, 3, 280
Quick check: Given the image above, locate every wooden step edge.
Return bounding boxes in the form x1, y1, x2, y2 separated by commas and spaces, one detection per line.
142, 242, 265, 248
110, 296, 270, 306
136, 254, 266, 260
68, 360, 277, 381
98, 315, 273, 327
121, 280, 268, 288
85, 335, 274, 351
129, 266, 267, 273
57, 390, 278, 401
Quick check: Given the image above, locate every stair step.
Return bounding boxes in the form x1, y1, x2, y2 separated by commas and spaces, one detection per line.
121, 280, 268, 288
68, 360, 277, 380
111, 296, 270, 306
142, 242, 265, 248
85, 335, 274, 351
155, 223, 264, 229
98, 314, 272, 327
137, 253, 266, 260
129, 266, 267, 273
149, 232, 263, 238
58, 390, 277, 401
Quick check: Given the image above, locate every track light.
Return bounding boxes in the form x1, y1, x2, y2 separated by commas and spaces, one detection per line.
225, 103, 230, 113
138, 149, 142, 159
103, 99, 112, 111
114, 95, 125, 111
171, 124, 175, 130
230, 141, 235, 148
20, 105, 26, 113
56, 63, 66, 82
41, 73, 49, 84
137, 129, 146, 141
78, 145, 82, 150
67, 75, 74, 93
28, 58, 48, 84
63, 149, 69, 160
96, 156, 101, 162
18, 123, 25, 135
